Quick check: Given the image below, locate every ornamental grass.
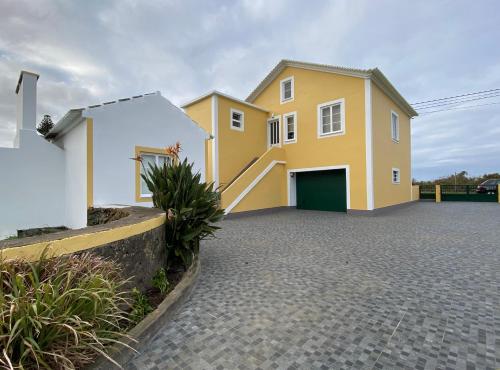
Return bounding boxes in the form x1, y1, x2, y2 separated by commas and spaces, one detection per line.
0, 251, 134, 369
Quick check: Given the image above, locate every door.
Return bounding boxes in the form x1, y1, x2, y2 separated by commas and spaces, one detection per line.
268, 119, 280, 147
296, 169, 347, 212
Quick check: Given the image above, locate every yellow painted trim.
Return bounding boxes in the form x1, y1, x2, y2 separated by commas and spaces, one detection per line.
498, 184, 500, 203
86, 118, 94, 208
134, 145, 173, 202
1, 214, 166, 261
435, 185, 441, 203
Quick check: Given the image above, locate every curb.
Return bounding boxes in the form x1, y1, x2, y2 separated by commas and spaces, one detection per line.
88, 257, 201, 369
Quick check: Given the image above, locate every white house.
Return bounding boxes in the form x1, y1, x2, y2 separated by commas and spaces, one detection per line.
0, 71, 207, 239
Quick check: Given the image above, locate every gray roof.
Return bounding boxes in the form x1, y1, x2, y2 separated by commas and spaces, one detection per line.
181, 90, 269, 112
46, 92, 161, 139
246, 59, 417, 117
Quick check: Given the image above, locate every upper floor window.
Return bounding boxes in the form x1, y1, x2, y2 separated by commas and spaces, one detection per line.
280, 76, 294, 103
230, 108, 244, 131
317, 98, 345, 137
392, 168, 400, 184
391, 111, 399, 142
283, 112, 297, 143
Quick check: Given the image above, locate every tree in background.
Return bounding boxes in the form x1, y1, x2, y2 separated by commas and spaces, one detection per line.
414, 171, 500, 185
36, 114, 54, 136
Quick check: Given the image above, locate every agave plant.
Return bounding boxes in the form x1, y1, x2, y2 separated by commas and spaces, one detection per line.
140, 144, 224, 269
0, 251, 133, 369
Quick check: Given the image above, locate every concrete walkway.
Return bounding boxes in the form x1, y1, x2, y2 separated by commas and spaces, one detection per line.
126, 203, 500, 369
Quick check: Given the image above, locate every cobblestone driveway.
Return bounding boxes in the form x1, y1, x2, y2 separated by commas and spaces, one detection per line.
126, 203, 500, 370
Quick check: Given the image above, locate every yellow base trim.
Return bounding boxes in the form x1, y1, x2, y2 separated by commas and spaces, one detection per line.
1, 214, 166, 261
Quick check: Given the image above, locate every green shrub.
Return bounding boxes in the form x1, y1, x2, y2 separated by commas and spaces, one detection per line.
130, 288, 152, 323
141, 153, 224, 269
152, 268, 170, 295
0, 252, 133, 369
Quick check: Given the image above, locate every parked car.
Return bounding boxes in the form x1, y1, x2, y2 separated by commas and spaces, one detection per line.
476, 179, 500, 193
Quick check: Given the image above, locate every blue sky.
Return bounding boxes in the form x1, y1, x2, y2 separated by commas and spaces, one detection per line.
0, 0, 499, 180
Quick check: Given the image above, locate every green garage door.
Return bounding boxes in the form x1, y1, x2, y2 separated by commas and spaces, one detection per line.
296, 169, 347, 212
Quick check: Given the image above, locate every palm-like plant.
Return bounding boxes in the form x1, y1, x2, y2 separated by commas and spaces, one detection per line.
139, 143, 224, 268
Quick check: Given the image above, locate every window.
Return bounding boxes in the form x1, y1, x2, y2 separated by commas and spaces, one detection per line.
391, 111, 399, 142
268, 118, 280, 147
392, 168, 400, 184
139, 152, 172, 197
230, 108, 244, 131
283, 112, 297, 143
317, 99, 345, 137
280, 76, 294, 103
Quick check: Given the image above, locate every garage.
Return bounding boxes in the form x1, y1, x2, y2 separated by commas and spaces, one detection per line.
296, 169, 347, 212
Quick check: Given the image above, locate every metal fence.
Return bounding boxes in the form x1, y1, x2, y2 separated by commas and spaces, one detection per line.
419, 185, 436, 200
440, 184, 497, 202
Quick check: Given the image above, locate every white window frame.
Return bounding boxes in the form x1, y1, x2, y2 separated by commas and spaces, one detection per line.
280, 76, 294, 104
267, 116, 282, 149
391, 110, 399, 142
392, 168, 400, 184
140, 152, 172, 197
283, 111, 297, 144
317, 98, 345, 138
230, 108, 244, 132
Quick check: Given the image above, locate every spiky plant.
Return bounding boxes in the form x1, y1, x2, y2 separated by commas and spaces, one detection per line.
0, 252, 134, 369
138, 143, 224, 269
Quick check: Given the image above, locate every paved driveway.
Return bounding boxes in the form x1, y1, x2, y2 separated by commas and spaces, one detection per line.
126, 203, 500, 370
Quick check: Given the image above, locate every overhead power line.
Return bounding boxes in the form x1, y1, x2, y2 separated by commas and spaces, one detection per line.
417, 101, 500, 115
415, 92, 500, 110
412, 88, 500, 105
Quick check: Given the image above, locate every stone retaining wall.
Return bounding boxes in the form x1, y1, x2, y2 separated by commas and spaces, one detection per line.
0, 206, 167, 291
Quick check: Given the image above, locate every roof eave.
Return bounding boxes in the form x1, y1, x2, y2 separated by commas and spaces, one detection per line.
245, 59, 417, 118
45, 109, 85, 140
182, 90, 269, 113
370, 69, 418, 117
246, 59, 371, 103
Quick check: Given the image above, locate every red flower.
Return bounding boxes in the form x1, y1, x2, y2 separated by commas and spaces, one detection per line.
130, 155, 143, 162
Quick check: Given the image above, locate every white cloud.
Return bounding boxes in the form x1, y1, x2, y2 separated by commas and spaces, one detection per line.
0, 0, 499, 179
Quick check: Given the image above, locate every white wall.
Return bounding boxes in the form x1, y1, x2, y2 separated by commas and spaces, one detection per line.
87, 93, 206, 207
60, 120, 87, 229
0, 129, 66, 239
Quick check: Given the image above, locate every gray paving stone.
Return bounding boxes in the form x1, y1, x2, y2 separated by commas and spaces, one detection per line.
125, 203, 500, 369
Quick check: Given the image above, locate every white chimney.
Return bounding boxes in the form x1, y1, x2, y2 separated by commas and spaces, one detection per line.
15, 71, 39, 145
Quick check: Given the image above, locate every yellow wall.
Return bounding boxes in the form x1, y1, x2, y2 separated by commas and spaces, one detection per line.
221, 147, 285, 210
184, 97, 213, 184
412, 185, 419, 201
184, 96, 212, 133
253, 66, 368, 210
184, 66, 413, 213
232, 164, 286, 213
371, 82, 412, 208
217, 96, 268, 188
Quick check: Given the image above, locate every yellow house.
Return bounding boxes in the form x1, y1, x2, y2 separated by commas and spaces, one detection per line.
182, 60, 417, 214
